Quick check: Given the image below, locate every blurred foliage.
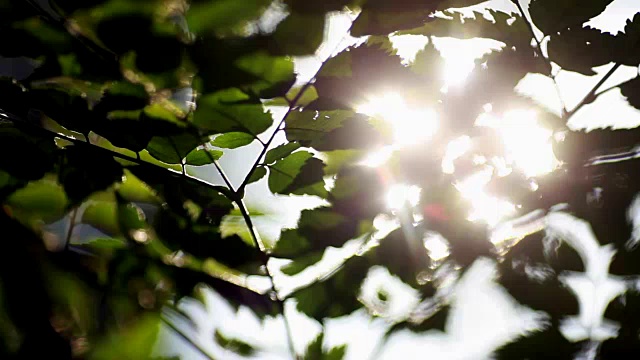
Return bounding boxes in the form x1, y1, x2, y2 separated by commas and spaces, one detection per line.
0, 0, 640, 359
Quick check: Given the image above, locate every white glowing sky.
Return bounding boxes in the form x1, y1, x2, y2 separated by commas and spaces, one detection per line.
160, 1, 640, 359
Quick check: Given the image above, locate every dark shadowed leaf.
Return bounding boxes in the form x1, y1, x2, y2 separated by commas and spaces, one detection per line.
528, 0, 613, 35
185, 148, 224, 166
273, 12, 326, 56
548, 26, 615, 75
268, 151, 325, 195
620, 77, 640, 109
211, 132, 255, 149
402, 10, 530, 48
352, 0, 487, 36
612, 13, 640, 66
147, 133, 202, 165
193, 88, 273, 135
273, 229, 311, 258
293, 256, 370, 321
91, 314, 161, 360
321, 51, 352, 77
59, 146, 123, 204
186, 0, 271, 34
285, 0, 354, 14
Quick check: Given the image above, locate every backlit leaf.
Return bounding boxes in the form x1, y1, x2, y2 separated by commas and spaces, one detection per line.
265, 143, 301, 164
185, 148, 224, 166
211, 132, 255, 149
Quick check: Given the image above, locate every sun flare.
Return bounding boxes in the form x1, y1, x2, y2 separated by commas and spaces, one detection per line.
356, 92, 438, 147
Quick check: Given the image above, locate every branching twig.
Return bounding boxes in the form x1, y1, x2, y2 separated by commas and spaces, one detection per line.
567, 63, 623, 118
226, 14, 361, 358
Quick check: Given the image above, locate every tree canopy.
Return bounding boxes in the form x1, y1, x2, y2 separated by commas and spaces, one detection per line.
1, 0, 640, 359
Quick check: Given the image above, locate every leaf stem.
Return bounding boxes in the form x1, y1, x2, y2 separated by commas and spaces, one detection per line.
567, 62, 622, 117
161, 316, 216, 360
64, 208, 78, 251
513, 0, 568, 119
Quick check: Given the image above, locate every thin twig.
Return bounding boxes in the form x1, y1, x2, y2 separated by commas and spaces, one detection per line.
235, 201, 298, 358
237, 14, 359, 193
161, 316, 216, 360
64, 208, 78, 251
212, 159, 235, 193
228, 14, 361, 358
513, 0, 568, 119
567, 63, 623, 117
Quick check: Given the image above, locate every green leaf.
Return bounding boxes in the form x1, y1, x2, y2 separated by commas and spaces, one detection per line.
285, 110, 355, 147
147, 133, 202, 164
82, 200, 119, 236
118, 169, 162, 204
529, 0, 613, 35
268, 151, 325, 195
117, 201, 147, 234
186, 0, 271, 34
265, 143, 301, 164
304, 332, 324, 360
193, 88, 273, 135
235, 52, 296, 98
211, 132, 255, 149
91, 314, 161, 360
246, 166, 267, 185
81, 237, 127, 249
273, 229, 311, 257
214, 330, 255, 356
185, 148, 224, 166
326, 346, 347, 360
273, 12, 326, 56
302, 333, 346, 360
6, 178, 68, 223
547, 26, 615, 75
281, 252, 324, 276
263, 85, 319, 107
268, 151, 312, 193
